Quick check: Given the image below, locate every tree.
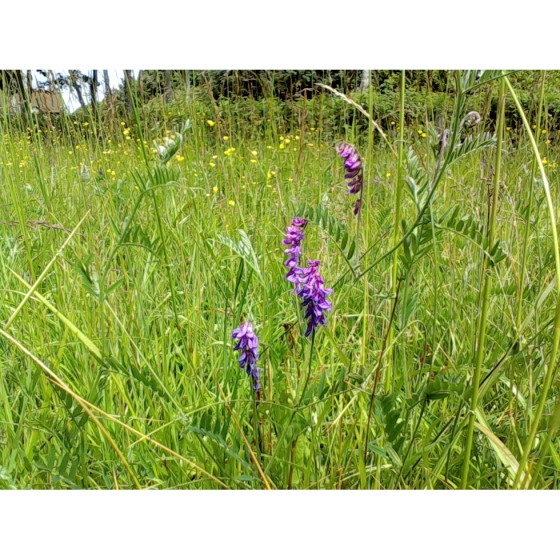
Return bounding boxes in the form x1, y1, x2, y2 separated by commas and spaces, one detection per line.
164, 70, 172, 104
68, 70, 87, 111
89, 70, 98, 118
124, 70, 134, 114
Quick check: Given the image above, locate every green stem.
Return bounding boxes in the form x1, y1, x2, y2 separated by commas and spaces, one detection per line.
528, 393, 560, 487
515, 72, 546, 330
504, 74, 560, 489
298, 330, 316, 406
460, 76, 506, 489
386, 70, 406, 389
360, 71, 375, 367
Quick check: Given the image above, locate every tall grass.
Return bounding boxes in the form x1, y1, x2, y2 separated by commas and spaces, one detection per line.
0, 70, 559, 489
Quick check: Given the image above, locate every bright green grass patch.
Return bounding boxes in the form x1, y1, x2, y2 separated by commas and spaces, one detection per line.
1, 73, 560, 489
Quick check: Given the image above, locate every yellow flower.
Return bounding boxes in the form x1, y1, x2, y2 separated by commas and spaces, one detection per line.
288, 178, 293, 183
279, 144, 285, 149
546, 140, 551, 145
543, 158, 548, 165
532, 124, 537, 129
386, 172, 392, 178
310, 127, 316, 132
228, 200, 235, 206
551, 162, 557, 169
212, 155, 218, 159
207, 120, 215, 127
279, 136, 285, 141
213, 186, 219, 192
506, 127, 511, 131
250, 159, 257, 164
120, 121, 126, 126
209, 162, 216, 168
542, 129, 547, 134
251, 150, 258, 156
295, 135, 300, 140
422, 133, 427, 138
391, 121, 395, 125
285, 138, 291, 144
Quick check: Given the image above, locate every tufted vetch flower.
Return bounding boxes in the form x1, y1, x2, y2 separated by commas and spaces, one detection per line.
297, 260, 333, 337
231, 322, 261, 391
336, 141, 364, 215
282, 217, 308, 288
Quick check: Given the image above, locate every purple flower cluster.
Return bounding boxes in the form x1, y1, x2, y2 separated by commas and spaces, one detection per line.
297, 260, 333, 337
282, 217, 307, 288
336, 142, 364, 215
282, 217, 333, 337
231, 322, 261, 392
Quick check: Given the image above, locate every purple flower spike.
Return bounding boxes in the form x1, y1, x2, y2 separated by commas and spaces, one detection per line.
282, 217, 307, 289
336, 142, 364, 216
231, 322, 261, 391
297, 260, 333, 337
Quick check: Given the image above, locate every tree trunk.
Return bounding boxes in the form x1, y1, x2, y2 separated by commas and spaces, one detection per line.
184, 70, 191, 102
124, 70, 134, 114
69, 71, 87, 111
26, 70, 33, 99
90, 70, 98, 118
359, 70, 370, 91
103, 70, 111, 96
164, 70, 172, 104
73, 83, 87, 110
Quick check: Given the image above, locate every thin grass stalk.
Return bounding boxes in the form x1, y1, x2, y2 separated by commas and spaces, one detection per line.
460, 76, 506, 489
5, 211, 90, 329
360, 71, 375, 367
515, 72, 546, 330
0, 328, 141, 489
528, 394, 560, 487
386, 70, 406, 390
504, 74, 560, 489
263, 331, 316, 480
363, 281, 401, 477
316, 83, 397, 158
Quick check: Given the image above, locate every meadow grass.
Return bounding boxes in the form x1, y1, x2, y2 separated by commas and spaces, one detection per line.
1, 71, 560, 489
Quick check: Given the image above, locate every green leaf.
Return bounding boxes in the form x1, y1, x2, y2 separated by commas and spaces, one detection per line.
216, 229, 264, 285
474, 409, 529, 487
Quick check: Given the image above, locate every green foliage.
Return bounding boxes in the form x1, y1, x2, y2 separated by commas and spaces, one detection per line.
0, 70, 560, 490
